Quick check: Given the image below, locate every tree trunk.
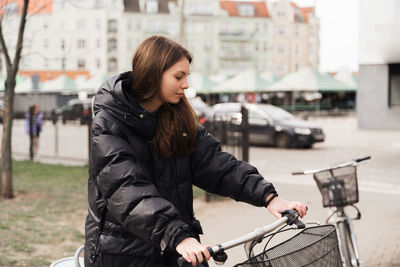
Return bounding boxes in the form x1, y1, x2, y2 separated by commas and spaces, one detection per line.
0, 76, 16, 199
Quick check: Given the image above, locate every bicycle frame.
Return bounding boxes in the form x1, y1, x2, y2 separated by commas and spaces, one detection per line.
292, 156, 370, 267
331, 206, 361, 266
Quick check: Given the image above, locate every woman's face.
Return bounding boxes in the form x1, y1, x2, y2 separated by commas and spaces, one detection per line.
159, 57, 190, 105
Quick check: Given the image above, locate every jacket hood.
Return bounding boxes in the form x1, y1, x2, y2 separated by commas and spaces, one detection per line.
93, 71, 158, 140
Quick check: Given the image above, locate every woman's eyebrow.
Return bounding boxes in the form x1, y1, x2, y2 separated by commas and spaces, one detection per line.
175, 71, 188, 75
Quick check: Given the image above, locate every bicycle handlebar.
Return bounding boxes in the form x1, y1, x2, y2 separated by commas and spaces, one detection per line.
177, 209, 304, 267
291, 156, 371, 175
355, 155, 371, 162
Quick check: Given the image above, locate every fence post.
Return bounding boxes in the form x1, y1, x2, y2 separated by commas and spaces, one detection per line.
241, 105, 249, 162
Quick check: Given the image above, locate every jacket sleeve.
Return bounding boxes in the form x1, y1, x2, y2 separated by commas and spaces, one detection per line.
91, 115, 195, 251
190, 126, 277, 207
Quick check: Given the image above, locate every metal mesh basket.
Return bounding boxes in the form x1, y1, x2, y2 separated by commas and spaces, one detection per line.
235, 225, 341, 267
313, 166, 358, 207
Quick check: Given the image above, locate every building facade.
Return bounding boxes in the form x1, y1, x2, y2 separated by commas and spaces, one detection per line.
0, 0, 319, 82
269, 0, 319, 77
357, 0, 400, 129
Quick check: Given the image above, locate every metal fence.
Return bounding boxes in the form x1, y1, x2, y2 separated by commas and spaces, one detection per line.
205, 105, 249, 162
0, 119, 90, 165
1, 105, 249, 168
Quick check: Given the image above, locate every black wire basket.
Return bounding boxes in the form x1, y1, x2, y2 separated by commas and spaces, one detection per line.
234, 225, 342, 267
313, 166, 358, 207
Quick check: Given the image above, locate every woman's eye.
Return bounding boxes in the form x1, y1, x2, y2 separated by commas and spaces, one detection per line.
176, 76, 182, 80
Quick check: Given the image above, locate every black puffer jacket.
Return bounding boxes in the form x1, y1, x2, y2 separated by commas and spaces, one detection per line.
84, 72, 277, 267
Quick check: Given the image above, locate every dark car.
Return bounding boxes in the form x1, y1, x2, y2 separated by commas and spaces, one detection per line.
206, 102, 325, 148
188, 97, 211, 125
52, 98, 93, 125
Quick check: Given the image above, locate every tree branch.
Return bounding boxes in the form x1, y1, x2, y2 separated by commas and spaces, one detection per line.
0, 16, 12, 70
12, 0, 29, 76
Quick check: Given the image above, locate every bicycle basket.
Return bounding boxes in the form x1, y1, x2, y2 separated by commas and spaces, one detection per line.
313, 166, 358, 207
234, 225, 341, 267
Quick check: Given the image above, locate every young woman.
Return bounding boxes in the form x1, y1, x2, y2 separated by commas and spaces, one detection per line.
84, 35, 307, 267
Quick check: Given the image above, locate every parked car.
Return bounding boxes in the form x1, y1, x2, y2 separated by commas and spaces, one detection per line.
205, 102, 325, 148
52, 98, 93, 125
188, 97, 211, 125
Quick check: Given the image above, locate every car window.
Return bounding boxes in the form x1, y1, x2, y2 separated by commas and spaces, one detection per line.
249, 109, 269, 126
257, 105, 294, 121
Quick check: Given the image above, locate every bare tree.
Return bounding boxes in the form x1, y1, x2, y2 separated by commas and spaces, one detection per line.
0, 0, 29, 198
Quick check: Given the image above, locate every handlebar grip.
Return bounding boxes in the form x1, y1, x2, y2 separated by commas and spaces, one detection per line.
355, 156, 371, 162
281, 209, 305, 229
177, 257, 209, 267
292, 171, 304, 175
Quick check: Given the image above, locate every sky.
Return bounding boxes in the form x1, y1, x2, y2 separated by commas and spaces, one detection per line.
287, 0, 359, 72
260, 0, 359, 72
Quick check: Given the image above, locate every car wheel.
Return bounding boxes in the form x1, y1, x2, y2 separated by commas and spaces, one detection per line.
275, 133, 291, 148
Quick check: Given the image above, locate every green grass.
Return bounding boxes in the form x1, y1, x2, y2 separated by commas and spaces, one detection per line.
0, 160, 223, 266
0, 160, 89, 267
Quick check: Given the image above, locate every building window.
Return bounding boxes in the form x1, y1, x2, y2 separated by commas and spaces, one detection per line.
277, 8, 285, 17
139, 0, 158, 13
96, 38, 101, 48
295, 26, 300, 36
255, 42, 259, 51
107, 19, 117, 33
96, 19, 101, 30
263, 42, 268, 52
108, 58, 118, 73
127, 19, 133, 31
43, 20, 48, 29
237, 4, 255, 16
389, 64, 400, 107
77, 19, 86, 30
96, 59, 101, 69
77, 39, 86, 49
295, 44, 300, 55
61, 39, 65, 50
277, 26, 285, 36
77, 59, 85, 69
277, 44, 285, 54
43, 39, 49, 49
108, 38, 117, 52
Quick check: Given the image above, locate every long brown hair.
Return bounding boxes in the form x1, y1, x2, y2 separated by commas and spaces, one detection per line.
131, 35, 197, 158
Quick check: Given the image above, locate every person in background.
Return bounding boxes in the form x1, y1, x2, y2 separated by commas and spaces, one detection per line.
25, 104, 43, 157
84, 35, 307, 267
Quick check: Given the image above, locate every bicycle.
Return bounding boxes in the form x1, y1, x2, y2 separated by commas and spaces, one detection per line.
292, 156, 371, 267
178, 209, 342, 267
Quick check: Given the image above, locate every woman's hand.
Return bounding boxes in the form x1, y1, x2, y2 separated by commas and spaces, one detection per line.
176, 237, 211, 267
265, 194, 308, 219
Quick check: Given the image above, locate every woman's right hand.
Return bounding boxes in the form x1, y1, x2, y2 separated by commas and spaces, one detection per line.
176, 237, 211, 267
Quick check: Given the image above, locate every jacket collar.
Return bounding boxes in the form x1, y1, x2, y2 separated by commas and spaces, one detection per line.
94, 71, 158, 140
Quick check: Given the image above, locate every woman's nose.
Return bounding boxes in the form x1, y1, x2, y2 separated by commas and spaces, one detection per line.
182, 78, 189, 89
